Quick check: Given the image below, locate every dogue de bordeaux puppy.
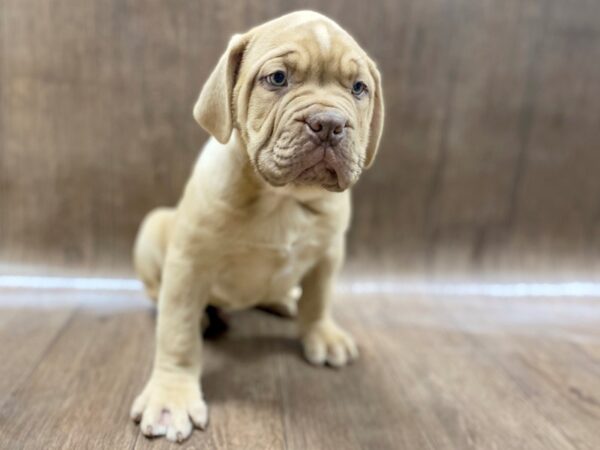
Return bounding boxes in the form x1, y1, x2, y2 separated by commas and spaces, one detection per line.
130, 10, 384, 443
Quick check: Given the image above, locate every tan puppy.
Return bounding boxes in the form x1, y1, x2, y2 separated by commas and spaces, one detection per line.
130, 10, 383, 443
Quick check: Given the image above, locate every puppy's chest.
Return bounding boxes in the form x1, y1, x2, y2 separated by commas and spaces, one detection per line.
210, 202, 336, 308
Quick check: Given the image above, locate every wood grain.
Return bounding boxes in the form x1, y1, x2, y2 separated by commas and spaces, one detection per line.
0, 290, 599, 449
1, 0, 599, 277
0, 301, 153, 449
0, 307, 75, 403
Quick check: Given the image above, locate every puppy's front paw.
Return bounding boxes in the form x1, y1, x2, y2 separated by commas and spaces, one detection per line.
130, 373, 208, 443
302, 320, 358, 368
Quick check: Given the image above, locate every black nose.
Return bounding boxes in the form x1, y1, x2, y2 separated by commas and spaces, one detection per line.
305, 111, 347, 146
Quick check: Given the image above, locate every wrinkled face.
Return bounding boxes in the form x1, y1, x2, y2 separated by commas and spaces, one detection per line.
194, 12, 384, 192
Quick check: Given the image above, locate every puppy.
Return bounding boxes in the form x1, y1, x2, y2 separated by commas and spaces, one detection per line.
130, 10, 384, 443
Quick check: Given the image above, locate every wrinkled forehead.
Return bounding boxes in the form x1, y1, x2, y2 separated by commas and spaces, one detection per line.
243, 17, 370, 82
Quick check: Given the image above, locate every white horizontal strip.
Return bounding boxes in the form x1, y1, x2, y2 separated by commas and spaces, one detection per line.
0, 275, 143, 291
338, 281, 600, 298
1, 275, 600, 298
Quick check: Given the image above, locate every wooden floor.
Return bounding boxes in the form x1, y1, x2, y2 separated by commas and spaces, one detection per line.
0, 288, 599, 450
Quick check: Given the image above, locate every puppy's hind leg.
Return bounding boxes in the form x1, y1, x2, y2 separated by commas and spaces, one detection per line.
133, 207, 176, 303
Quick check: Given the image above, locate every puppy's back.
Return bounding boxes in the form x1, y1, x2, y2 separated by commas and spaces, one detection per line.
133, 207, 175, 302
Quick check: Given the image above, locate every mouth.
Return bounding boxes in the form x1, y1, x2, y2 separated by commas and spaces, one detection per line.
254, 132, 358, 192
293, 148, 349, 192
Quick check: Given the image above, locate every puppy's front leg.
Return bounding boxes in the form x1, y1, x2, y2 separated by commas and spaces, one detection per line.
298, 241, 358, 368
131, 249, 209, 442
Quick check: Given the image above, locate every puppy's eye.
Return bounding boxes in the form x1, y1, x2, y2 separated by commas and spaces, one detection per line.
266, 70, 287, 87
352, 81, 367, 97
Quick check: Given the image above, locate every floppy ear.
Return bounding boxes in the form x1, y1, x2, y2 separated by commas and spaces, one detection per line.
193, 34, 248, 144
364, 60, 385, 168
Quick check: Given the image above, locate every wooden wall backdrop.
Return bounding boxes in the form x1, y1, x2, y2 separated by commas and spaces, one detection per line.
1, 0, 599, 278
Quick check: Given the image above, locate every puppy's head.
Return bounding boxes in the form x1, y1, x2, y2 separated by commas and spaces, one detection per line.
194, 11, 384, 192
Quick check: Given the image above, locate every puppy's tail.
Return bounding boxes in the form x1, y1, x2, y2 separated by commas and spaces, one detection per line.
133, 207, 176, 303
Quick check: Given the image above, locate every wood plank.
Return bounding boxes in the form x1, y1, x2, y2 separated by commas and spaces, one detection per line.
1, 293, 600, 449
1, 0, 600, 276
0, 306, 75, 403
434, 295, 600, 450
257, 294, 600, 450
278, 323, 428, 450
0, 303, 154, 450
